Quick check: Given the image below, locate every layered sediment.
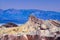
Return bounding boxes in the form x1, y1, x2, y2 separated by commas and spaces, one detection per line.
0, 15, 60, 40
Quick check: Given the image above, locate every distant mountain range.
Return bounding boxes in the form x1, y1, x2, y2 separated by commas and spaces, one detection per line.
0, 9, 60, 24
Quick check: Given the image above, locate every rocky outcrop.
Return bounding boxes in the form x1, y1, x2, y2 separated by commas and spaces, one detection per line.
0, 15, 60, 40
1, 22, 18, 28
0, 35, 56, 40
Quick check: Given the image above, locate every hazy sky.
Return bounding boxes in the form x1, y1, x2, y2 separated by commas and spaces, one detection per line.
0, 0, 60, 12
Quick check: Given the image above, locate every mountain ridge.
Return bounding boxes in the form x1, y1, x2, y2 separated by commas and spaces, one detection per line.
0, 9, 60, 24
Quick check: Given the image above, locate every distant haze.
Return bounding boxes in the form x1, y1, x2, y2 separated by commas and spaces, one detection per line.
0, 9, 60, 24
0, 0, 60, 12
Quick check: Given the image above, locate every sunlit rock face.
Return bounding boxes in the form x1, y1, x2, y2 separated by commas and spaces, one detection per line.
0, 15, 60, 40
28, 15, 43, 27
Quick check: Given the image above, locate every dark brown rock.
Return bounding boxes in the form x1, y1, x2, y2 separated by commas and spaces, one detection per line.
56, 37, 60, 40
33, 35, 41, 40
40, 37, 55, 40
27, 35, 34, 40
1, 35, 8, 40
50, 20, 60, 27
1, 22, 18, 28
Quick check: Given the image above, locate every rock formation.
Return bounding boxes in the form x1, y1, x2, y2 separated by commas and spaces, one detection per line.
0, 15, 60, 40
1, 22, 18, 28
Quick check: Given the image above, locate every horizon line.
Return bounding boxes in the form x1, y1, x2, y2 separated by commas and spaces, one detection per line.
0, 8, 60, 12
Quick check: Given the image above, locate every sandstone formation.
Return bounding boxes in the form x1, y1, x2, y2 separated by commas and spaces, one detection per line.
0, 15, 60, 40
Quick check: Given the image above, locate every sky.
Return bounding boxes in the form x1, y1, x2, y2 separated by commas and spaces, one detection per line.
0, 0, 60, 12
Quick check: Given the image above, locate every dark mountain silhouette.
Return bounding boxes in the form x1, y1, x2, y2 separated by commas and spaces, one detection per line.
1, 22, 18, 28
